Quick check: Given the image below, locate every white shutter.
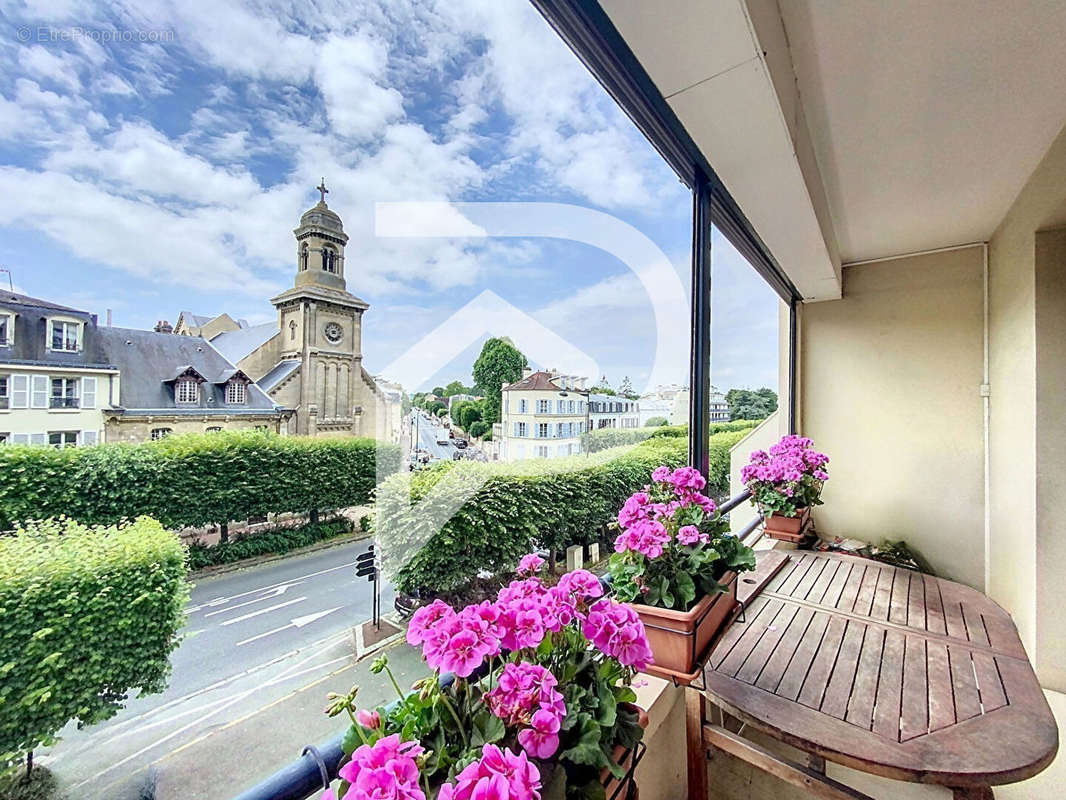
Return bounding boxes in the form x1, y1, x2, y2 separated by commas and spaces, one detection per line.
30, 433, 46, 446
81, 430, 98, 446
81, 377, 96, 409
11, 433, 29, 444
11, 374, 28, 408
31, 375, 48, 408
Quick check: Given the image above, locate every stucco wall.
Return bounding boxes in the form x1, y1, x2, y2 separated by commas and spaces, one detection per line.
988, 121, 1066, 689
799, 247, 985, 588
105, 415, 284, 442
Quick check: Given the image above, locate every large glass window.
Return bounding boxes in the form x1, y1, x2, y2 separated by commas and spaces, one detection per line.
50, 321, 80, 352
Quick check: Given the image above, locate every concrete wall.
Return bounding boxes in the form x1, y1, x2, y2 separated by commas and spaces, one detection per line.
988, 121, 1066, 688
105, 414, 285, 442
799, 246, 986, 588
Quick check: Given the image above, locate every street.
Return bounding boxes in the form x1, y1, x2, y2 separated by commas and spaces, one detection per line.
38, 539, 421, 800
410, 411, 456, 462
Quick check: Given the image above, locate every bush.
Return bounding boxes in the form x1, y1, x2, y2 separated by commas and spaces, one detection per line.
467, 421, 490, 439
378, 430, 751, 597
186, 518, 355, 571
0, 517, 188, 768
0, 431, 401, 530
580, 420, 755, 454
645, 416, 669, 427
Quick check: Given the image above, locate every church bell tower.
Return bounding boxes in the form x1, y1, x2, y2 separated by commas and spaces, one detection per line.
293, 178, 349, 291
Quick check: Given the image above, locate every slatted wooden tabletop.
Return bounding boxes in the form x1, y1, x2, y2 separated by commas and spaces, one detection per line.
704, 551, 1058, 788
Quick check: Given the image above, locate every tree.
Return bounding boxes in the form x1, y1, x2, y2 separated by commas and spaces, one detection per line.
468, 420, 490, 438
431, 386, 445, 398
444, 380, 473, 397
725, 388, 778, 421
458, 402, 483, 431
619, 376, 634, 396
473, 337, 527, 424
645, 416, 669, 427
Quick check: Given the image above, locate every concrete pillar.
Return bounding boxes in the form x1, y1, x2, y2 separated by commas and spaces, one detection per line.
566, 545, 583, 571
588, 543, 600, 564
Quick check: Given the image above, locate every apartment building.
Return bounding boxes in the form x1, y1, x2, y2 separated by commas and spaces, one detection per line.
498, 369, 587, 461
587, 393, 640, 430
0, 292, 116, 446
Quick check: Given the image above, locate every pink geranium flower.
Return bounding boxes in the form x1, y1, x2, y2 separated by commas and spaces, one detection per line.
517, 708, 562, 758
516, 553, 546, 575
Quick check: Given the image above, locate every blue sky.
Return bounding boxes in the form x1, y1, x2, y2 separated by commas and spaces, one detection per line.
0, 0, 780, 395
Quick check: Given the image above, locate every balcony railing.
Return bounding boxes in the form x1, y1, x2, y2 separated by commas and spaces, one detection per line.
50, 397, 80, 409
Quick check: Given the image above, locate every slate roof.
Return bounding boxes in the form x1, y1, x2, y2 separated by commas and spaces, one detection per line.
258, 359, 301, 392
0, 293, 112, 369
208, 322, 278, 365
179, 311, 214, 328
97, 327, 280, 414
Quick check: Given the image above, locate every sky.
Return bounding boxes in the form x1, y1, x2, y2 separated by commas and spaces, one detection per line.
0, 0, 781, 396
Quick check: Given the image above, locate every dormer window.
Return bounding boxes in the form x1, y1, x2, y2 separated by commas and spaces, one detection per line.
176, 378, 199, 404
50, 320, 80, 352
225, 380, 246, 405
0, 313, 12, 346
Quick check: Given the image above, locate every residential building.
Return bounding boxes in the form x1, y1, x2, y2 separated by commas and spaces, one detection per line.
171, 186, 398, 440
667, 388, 727, 425
0, 292, 116, 446
498, 369, 588, 461
587, 392, 640, 430
100, 327, 291, 441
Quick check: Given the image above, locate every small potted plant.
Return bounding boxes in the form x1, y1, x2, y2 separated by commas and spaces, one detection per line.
606, 466, 757, 676
320, 555, 652, 800
742, 435, 829, 542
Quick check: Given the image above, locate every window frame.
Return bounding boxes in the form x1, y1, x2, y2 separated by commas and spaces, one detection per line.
151, 427, 172, 440
48, 430, 78, 449
225, 379, 247, 405
48, 318, 82, 353
0, 312, 12, 347
175, 378, 199, 405
50, 376, 80, 409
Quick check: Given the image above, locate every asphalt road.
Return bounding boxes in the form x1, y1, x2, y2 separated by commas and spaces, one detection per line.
41, 539, 397, 798
410, 412, 455, 461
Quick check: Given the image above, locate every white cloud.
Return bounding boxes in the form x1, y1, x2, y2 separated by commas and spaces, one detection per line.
19, 45, 81, 92
315, 33, 405, 141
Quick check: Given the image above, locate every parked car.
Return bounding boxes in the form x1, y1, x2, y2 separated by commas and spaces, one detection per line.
454, 438, 468, 449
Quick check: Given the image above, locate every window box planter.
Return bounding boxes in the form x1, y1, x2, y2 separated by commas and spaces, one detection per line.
628, 572, 738, 675
764, 506, 811, 540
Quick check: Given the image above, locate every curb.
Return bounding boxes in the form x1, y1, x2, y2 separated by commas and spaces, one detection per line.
188, 529, 374, 580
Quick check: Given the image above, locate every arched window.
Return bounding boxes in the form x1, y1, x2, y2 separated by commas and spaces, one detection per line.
322, 246, 336, 273
289, 320, 297, 341
300, 243, 309, 271
151, 427, 172, 440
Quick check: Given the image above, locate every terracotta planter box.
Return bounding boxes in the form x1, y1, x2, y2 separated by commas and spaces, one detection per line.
628, 573, 738, 675
542, 703, 648, 800
764, 507, 811, 536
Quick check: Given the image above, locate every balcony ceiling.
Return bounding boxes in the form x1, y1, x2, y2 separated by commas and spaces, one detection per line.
600, 0, 1066, 297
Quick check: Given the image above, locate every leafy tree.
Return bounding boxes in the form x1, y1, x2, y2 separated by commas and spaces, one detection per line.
443, 380, 474, 397
431, 386, 445, 398
619, 376, 634, 396
468, 420, 491, 438
725, 388, 778, 421
434, 406, 447, 418
645, 416, 669, 427
473, 337, 527, 424
426, 400, 446, 416
458, 402, 483, 431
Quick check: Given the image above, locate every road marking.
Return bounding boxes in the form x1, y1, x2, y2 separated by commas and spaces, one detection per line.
202, 583, 302, 617
236, 606, 343, 646
219, 597, 306, 626
186, 557, 362, 611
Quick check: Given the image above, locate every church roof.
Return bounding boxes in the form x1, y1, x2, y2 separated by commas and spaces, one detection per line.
259, 359, 301, 392
207, 322, 278, 365
97, 327, 278, 414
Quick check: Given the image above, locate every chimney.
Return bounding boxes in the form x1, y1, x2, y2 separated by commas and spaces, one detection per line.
106, 308, 112, 327
154, 319, 173, 334
521, 367, 533, 379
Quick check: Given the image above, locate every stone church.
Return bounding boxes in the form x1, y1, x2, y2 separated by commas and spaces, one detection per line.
174, 184, 395, 440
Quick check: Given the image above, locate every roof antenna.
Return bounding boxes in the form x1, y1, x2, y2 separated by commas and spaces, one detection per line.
0, 268, 12, 291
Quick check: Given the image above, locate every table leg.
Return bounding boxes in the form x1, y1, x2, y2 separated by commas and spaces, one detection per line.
950, 787, 994, 800
686, 691, 708, 800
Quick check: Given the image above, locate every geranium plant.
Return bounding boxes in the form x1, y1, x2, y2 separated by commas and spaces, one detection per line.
741, 435, 829, 517
321, 556, 651, 800
606, 466, 756, 611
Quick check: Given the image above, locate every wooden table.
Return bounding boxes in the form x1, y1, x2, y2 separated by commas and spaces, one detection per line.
692, 551, 1058, 799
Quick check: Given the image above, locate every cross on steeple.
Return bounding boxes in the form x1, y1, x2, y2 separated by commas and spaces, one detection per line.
316, 177, 329, 204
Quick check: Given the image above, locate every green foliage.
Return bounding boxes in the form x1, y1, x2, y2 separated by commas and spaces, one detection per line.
581, 421, 757, 466
455, 401, 483, 431
472, 337, 527, 425
0, 431, 401, 530
186, 518, 354, 570
0, 517, 188, 767
467, 420, 490, 439
644, 416, 669, 427
380, 437, 691, 596
725, 387, 778, 421
443, 380, 474, 397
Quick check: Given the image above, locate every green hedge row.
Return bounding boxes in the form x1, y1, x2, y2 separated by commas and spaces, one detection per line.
379, 429, 754, 597
186, 518, 355, 571
0, 517, 188, 767
0, 431, 401, 530
580, 420, 759, 453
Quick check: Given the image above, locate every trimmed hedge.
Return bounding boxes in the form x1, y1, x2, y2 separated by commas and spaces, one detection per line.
0, 431, 401, 530
580, 420, 758, 453
186, 517, 355, 570
379, 429, 754, 597
0, 517, 188, 767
